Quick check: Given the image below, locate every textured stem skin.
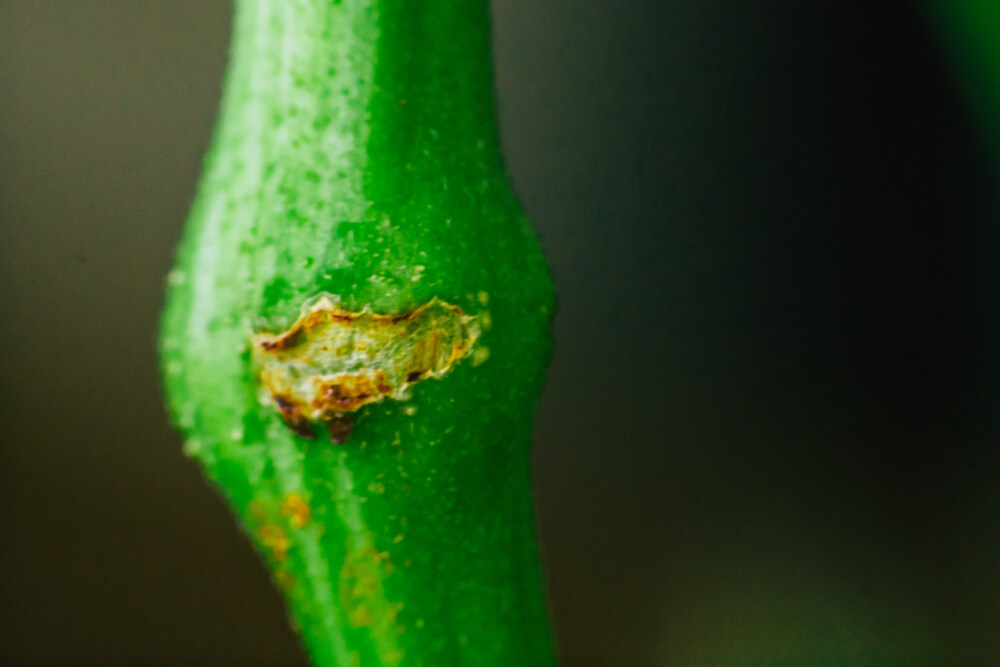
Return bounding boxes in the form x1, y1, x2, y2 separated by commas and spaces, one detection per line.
159, 1, 556, 665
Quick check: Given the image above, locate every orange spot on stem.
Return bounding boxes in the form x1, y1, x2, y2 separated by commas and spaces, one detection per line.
281, 493, 311, 528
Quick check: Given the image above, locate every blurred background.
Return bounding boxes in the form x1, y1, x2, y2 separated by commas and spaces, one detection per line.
2, 1, 1000, 664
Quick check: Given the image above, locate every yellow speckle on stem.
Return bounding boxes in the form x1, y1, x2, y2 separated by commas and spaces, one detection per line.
338, 533, 405, 661
281, 493, 311, 528
258, 524, 290, 561
249, 501, 266, 522
349, 603, 372, 627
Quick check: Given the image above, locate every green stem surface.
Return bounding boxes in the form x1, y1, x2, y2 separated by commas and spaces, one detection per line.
159, 1, 556, 664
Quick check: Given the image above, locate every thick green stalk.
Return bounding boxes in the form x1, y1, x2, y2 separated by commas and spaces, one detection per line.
159, 1, 555, 665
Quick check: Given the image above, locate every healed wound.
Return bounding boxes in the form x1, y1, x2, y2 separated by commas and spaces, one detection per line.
252, 296, 479, 441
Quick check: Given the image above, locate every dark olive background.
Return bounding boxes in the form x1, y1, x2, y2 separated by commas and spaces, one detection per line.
3, 1, 1000, 665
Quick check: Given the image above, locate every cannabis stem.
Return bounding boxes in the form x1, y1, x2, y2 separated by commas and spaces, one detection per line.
160, 1, 556, 664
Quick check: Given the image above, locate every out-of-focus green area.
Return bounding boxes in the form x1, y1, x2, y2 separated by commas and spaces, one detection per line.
926, 1, 1000, 162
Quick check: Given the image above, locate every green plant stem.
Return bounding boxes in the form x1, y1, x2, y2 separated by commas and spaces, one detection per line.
159, 0, 556, 664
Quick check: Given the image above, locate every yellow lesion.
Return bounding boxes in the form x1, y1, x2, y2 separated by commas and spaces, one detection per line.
281, 492, 311, 528
257, 524, 290, 562
250, 495, 310, 562
339, 536, 406, 665
252, 295, 481, 441
248, 500, 267, 522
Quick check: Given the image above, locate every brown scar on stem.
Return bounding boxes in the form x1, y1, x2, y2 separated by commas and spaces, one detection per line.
273, 394, 316, 439
326, 413, 355, 444
252, 296, 480, 443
